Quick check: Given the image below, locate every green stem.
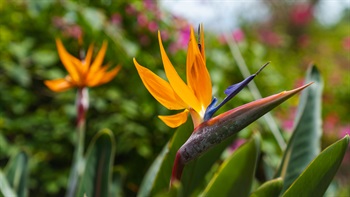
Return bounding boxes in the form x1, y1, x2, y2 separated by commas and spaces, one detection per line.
66, 87, 88, 197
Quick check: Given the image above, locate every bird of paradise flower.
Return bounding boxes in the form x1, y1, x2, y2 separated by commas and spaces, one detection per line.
134, 25, 266, 129
45, 39, 121, 92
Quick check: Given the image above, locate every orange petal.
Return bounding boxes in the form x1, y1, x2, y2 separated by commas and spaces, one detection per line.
98, 65, 121, 85
44, 78, 74, 92
82, 43, 94, 76
86, 65, 108, 87
89, 41, 107, 75
134, 58, 187, 110
158, 110, 189, 128
186, 27, 212, 110
158, 31, 201, 113
55, 39, 82, 84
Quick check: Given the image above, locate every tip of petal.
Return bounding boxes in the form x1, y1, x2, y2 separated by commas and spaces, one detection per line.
44, 79, 73, 92
158, 110, 189, 128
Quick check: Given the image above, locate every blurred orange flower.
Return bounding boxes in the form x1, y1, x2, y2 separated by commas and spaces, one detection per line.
45, 39, 121, 92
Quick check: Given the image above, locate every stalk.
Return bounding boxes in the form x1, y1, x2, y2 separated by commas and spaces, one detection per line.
66, 87, 89, 197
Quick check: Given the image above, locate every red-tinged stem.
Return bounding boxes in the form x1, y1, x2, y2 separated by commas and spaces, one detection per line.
66, 87, 89, 197
170, 151, 185, 188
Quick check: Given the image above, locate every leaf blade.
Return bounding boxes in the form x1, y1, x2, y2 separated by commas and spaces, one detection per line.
282, 135, 349, 197
137, 121, 193, 197
276, 65, 323, 192
77, 129, 115, 197
200, 134, 260, 197
4, 151, 28, 197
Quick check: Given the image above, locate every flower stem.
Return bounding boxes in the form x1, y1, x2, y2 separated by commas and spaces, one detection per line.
170, 151, 185, 188
66, 87, 88, 197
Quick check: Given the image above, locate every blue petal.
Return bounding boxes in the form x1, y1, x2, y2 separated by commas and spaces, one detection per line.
203, 62, 269, 120
204, 97, 218, 121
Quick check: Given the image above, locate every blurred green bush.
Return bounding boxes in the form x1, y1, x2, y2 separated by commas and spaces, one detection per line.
0, 0, 349, 196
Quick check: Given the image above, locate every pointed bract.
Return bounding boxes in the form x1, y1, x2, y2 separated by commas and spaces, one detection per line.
134, 58, 187, 110
158, 110, 189, 128
158, 31, 202, 113
179, 83, 313, 164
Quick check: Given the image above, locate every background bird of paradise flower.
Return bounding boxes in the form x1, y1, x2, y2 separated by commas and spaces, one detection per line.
0, 0, 349, 196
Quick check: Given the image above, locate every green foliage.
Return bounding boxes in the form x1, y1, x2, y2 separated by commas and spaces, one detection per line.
283, 135, 349, 197
250, 178, 283, 197
276, 65, 323, 192
1, 0, 349, 196
0, 170, 16, 197
0, 151, 28, 197
77, 129, 115, 197
180, 135, 235, 196
201, 134, 260, 197
137, 121, 193, 197
3, 151, 28, 197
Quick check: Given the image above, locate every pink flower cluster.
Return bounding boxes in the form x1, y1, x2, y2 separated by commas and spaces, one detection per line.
52, 16, 83, 40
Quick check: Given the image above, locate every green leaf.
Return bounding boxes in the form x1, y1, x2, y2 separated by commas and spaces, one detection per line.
0, 170, 16, 197
4, 151, 28, 197
77, 129, 115, 197
200, 134, 260, 197
276, 65, 323, 192
282, 135, 349, 197
180, 135, 235, 196
137, 121, 193, 197
250, 178, 283, 197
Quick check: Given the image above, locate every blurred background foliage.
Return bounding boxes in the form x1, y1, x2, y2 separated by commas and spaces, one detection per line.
0, 0, 349, 196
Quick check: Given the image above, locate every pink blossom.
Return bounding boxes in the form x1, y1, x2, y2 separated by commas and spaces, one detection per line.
259, 30, 283, 47
137, 14, 148, 27
340, 125, 350, 138
111, 13, 122, 25
143, 0, 156, 11
229, 139, 246, 152
290, 3, 313, 26
52, 16, 65, 28
148, 21, 158, 32
160, 31, 169, 41
280, 107, 297, 132
282, 120, 295, 132
125, 4, 136, 15
218, 29, 245, 44
232, 29, 245, 42
64, 25, 83, 40
343, 37, 350, 50
178, 28, 190, 49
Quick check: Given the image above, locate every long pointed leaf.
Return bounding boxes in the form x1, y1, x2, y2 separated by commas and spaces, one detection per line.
282, 135, 349, 197
0, 170, 16, 197
4, 151, 28, 197
200, 134, 260, 197
77, 129, 115, 197
137, 121, 193, 197
275, 65, 323, 192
